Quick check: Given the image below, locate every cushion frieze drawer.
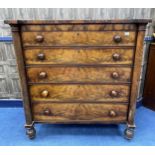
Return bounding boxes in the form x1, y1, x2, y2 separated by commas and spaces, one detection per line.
27, 66, 132, 83
32, 103, 128, 123
22, 31, 136, 47
29, 84, 130, 102
21, 24, 136, 32
24, 48, 134, 65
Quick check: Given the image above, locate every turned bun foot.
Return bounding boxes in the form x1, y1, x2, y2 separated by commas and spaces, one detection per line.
124, 128, 134, 140
26, 126, 36, 139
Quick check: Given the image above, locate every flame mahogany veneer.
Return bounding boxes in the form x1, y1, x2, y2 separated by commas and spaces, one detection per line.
5, 19, 151, 139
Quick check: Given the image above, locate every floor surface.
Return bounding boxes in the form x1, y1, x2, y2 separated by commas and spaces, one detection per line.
0, 106, 155, 146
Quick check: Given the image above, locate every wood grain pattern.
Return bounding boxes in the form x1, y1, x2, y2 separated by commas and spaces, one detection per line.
10, 26, 33, 125
24, 48, 134, 65
1, 9, 153, 99
128, 31, 145, 127
27, 66, 132, 83
5, 19, 149, 138
21, 24, 136, 31
29, 84, 130, 102
32, 103, 128, 123
22, 31, 136, 46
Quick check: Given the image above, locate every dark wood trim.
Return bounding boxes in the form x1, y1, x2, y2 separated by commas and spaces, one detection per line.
28, 82, 132, 85
138, 24, 148, 31
11, 26, 20, 32
23, 45, 136, 49
34, 120, 127, 124
28, 83, 130, 86
11, 25, 33, 125
26, 65, 133, 68
4, 19, 152, 25
127, 26, 145, 126
24, 46, 136, 50
31, 101, 129, 104
26, 64, 134, 68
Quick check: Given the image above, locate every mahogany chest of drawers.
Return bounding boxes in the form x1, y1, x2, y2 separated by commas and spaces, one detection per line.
5, 20, 150, 139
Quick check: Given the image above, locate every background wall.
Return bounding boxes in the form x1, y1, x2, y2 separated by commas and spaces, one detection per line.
0, 8, 155, 99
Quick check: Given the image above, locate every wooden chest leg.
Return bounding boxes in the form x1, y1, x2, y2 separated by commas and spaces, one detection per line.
124, 126, 135, 140
25, 122, 36, 139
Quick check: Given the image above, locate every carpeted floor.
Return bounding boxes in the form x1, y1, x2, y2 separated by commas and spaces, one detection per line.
0, 106, 154, 146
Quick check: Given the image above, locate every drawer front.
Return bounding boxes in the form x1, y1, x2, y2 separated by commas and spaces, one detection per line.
29, 84, 130, 102
22, 31, 136, 46
24, 48, 134, 65
21, 24, 136, 31
32, 103, 128, 123
27, 66, 132, 83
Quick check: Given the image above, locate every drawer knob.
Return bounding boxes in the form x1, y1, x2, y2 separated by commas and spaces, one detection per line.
111, 72, 119, 79
113, 35, 122, 43
112, 53, 121, 61
41, 90, 49, 98
36, 35, 44, 42
110, 90, 118, 97
109, 110, 117, 117
39, 72, 47, 79
43, 109, 51, 115
37, 53, 45, 60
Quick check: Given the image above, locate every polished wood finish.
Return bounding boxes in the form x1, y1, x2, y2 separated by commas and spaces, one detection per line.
113, 35, 122, 43
5, 20, 150, 139
35, 35, 44, 43
128, 31, 145, 127
29, 84, 130, 102
22, 31, 136, 47
27, 66, 132, 83
32, 103, 128, 123
21, 24, 137, 32
24, 48, 134, 65
40, 90, 49, 98
37, 53, 45, 60
10, 26, 33, 125
143, 44, 155, 110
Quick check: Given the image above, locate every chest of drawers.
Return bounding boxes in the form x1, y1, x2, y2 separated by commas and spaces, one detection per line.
5, 20, 150, 140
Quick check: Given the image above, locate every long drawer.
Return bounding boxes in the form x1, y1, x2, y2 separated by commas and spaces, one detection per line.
27, 66, 132, 83
22, 31, 136, 46
24, 48, 134, 65
32, 102, 128, 123
29, 84, 130, 102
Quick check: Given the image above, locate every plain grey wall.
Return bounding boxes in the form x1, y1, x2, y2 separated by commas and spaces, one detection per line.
0, 8, 154, 99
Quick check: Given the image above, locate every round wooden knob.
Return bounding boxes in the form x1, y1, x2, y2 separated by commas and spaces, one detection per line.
112, 53, 121, 61
109, 110, 117, 117
110, 90, 118, 97
37, 53, 45, 60
113, 35, 122, 43
111, 72, 119, 79
36, 35, 44, 42
39, 72, 47, 79
41, 90, 49, 98
43, 109, 51, 115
